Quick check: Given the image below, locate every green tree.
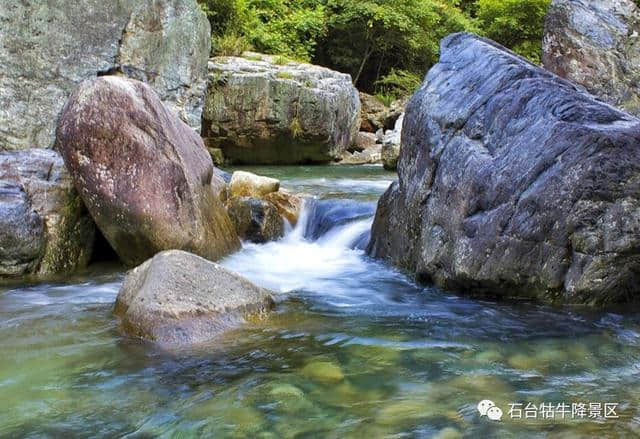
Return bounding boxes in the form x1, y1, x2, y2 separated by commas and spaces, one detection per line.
246, 0, 327, 61
315, 0, 474, 91
475, 0, 551, 63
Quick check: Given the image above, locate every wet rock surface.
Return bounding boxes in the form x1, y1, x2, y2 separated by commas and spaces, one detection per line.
369, 33, 640, 305
226, 197, 285, 243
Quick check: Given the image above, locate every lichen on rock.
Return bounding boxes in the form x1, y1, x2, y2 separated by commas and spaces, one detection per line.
202, 53, 360, 164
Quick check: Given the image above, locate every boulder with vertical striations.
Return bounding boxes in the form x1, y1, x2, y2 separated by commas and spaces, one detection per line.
543, 0, 640, 116
56, 76, 240, 267
0, 149, 95, 278
0, 0, 210, 151
202, 53, 360, 164
369, 33, 640, 305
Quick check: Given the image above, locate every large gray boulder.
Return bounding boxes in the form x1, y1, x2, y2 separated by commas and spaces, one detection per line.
0, 150, 95, 277
202, 53, 360, 164
543, 0, 640, 116
368, 33, 640, 305
56, 76, 240, 267
114, 250, 275, 345
0, 0, 210, 151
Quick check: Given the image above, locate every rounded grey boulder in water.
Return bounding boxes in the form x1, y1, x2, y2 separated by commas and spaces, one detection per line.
369, 32, 640, 306
114, 250, 275, 345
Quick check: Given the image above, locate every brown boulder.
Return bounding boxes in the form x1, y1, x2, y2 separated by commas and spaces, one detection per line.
264, 190, 305, 226
359, 93, 388, 133
56, 76, 240, 266
226, 197, 285, 243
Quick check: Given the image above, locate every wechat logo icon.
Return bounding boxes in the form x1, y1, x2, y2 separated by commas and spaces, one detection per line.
478, 400, 503, 421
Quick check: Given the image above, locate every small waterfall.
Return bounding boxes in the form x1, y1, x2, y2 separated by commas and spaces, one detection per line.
299, 198, 376, 247
221, 197, 377, 293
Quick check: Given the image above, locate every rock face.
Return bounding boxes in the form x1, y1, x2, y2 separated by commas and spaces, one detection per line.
264, 190, 305, 226
0, 0, 210, 151
381, 113, 404, 171
0, 150, 95, 277
543, 0, 640, 116
202, 53, 360, 164
359, 93, 388, 133
353, 132, 378, 152
226, 197, 285, 243
368, 33, 640, 305
56, 76, 240, 267
340, 144, 382, 165
114, 250, 275, 345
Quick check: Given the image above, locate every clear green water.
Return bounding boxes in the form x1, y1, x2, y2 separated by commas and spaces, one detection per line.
1, 165, 640, 438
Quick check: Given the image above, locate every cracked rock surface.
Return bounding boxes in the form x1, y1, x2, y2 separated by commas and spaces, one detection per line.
368, 33, 640, 305
543, 0, 640, 116
0, 149, 95, 277
0, 0, 210, 151
202, 53, 360, 164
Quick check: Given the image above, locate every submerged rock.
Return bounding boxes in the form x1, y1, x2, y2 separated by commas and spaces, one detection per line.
0, 0, 210, 151
303, 199, 376, 241
368, 33, 640, 305
226, 197, 285, 243
0, 150, 95, 277
202, 53, 360, 164
114, 250, 274, 345
543, 0, 640, 116
300, 361, 345, 383
230, 171, 280, 198
57, 76, 240, 266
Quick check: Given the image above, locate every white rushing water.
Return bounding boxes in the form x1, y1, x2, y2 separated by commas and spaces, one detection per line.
222, 199, 375, 295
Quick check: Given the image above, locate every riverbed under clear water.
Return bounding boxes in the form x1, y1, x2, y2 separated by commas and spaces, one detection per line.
1, 165, 640, 438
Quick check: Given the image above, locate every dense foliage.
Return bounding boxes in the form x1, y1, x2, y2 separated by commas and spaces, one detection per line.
197, 0, 551, 96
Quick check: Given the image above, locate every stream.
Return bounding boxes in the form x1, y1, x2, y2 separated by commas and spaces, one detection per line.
1, 165, 640, 438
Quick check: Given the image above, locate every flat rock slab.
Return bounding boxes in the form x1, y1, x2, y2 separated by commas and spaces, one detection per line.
115, 250, 275, 345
